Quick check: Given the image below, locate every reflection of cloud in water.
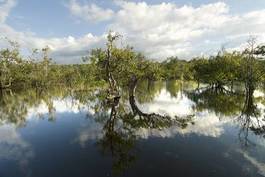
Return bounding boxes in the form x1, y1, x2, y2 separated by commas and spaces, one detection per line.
239, 150, 265, 176
75, 119, 103, 147
75, 89, 234, 146
180, 111, 228, 137
254, 90, 265, 98
75, 111, 230, 148
0, 124, 33, 175
136, 111, 229, 139
136, 89, 230, 138
139, 89, 195, 117
26, 98, 95, 119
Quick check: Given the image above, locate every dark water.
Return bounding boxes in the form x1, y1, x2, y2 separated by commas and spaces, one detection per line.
0, 81, 265, 177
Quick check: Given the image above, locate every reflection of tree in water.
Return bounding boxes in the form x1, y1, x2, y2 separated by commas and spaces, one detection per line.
0, 89, 28, 126
97, 78, 194, 175
120, 80, 164, 104
0, 87, 60, 126
237, 88, 265, 147
0, 86, 99, 127
185, 85, 265, 146
97, 97, 137, 176
186, 87, 245, 117
165, 80, 185, 98
0, 87, 57, 126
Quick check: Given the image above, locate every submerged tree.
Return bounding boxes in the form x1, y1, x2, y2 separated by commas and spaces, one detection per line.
192, 50, 241, 90
186, 86, 244, 117
89, 31, 162, 100
161, 57, 193, 80
97, 75, 194, 175
237, 91, 265, 147
239, 37, 265, 96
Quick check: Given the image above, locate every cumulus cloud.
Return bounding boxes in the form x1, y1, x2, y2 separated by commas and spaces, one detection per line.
0, 0, 106, 63
65, 0, 265, 61
0, 0, 16, 23
1, 0, 265, 63
109, 1, 265, 59
0, 23, 105, 63
68, 0, 114, 22
1, 29, 105, 63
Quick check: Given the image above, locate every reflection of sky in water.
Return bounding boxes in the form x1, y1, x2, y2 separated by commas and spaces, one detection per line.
3, 86, 265, 143
26, 98, 95, 120
139, 89, 195, 117
0, 124, 34, 176
239, 150, 265, 176
0, 84, 265, 176
136, 88, 234, 138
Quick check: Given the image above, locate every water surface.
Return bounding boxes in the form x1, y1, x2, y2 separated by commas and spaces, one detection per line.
0, 81, 265, 177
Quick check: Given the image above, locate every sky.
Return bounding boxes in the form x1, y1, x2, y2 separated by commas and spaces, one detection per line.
1, 0, 265, 63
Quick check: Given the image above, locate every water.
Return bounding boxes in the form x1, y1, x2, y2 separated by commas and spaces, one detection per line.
0, 81, 265, 177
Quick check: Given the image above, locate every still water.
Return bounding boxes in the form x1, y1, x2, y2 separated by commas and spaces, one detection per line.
0, 81, 265, 177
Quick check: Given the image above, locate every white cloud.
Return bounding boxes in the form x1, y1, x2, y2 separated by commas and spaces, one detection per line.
68, 0, 114, 22
0, 0, 16, 23
0, 23, 105, 63
109, 1, 265, 59
0, 0, 107, 63
1, 0, 265, 63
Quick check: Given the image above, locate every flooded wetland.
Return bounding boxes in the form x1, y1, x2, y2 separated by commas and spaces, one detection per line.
0, 81, 264, 177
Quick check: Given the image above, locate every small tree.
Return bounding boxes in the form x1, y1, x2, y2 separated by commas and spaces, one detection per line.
0, 39, 22, 88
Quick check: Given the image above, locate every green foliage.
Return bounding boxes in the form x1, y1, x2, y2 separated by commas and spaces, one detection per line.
191, 51, 242, 87
1, 35, 265, 93
161, 57, 193, 80
88, 32, 163, 89
0, 39, 102, 89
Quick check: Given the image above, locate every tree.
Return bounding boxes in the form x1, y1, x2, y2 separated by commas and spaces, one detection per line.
241, 38, 265, 95
89, 32, 162, 97
0, 40, 22, 88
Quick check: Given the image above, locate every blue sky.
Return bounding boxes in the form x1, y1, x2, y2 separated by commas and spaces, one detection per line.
7, 0, 106, 37
7, 0, 265, 37
1, 0, 265, 63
